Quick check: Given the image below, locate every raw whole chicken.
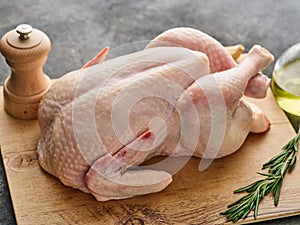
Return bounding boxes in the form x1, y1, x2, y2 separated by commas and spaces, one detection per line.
37, 27, 274, 201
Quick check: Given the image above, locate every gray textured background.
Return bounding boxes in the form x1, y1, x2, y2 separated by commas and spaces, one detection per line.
1, 0, 300, 224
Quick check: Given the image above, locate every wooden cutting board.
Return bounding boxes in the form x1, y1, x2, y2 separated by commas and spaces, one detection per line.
0, 86, 298, 225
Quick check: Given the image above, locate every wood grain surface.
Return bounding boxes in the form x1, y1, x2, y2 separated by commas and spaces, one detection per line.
0, 86, 298, 225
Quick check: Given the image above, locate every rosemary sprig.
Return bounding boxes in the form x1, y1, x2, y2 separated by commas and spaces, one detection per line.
221, 130, 300, 223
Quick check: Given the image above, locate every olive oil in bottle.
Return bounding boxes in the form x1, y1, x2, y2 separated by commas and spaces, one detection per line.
272, 59, 300, 116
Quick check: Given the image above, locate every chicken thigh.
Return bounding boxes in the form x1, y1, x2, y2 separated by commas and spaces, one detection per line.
37, 27, 274, 201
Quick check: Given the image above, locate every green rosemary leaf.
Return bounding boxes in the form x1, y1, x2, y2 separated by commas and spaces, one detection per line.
230, 203, 250, 222
269, 162, 285, 174
274, 178, 283, 206
294, 142, 299, 152
280, 162, 289, 177
260, 183, 269, 197
247, 180, 269, 193
289, 155, 297, 172
234, 180, 262, 193
227, 194, 251, 207
228, 199, 250, 214
262, 152, 286, 169
256, 172, 273, 177
283, 139, 294, 151
241, 208, 251, 220
254, 191, 260, 219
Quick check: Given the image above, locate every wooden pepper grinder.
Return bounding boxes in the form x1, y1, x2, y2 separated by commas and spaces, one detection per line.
0, 24, 51, 119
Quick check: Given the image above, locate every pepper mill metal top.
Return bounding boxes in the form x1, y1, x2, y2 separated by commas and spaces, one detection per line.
16, 24, 33, 40
0, 24, 51, 119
